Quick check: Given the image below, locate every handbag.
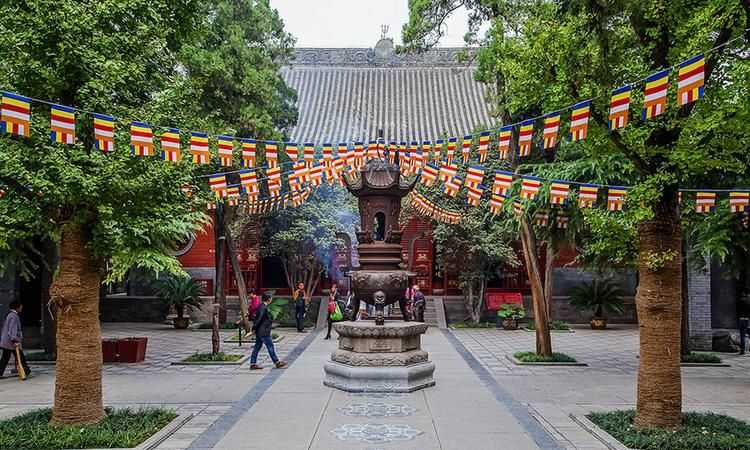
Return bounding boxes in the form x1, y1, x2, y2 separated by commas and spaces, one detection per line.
331, 304, 343, 322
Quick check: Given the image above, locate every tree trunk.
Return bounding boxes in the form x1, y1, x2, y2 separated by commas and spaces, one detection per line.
680, 239, 690, 358
467, 282, 479, 324
519, 217, 552, 356
226, 229, 250, 331
634, 207, 683, 429
211, 303, 220, 354
50, 224, 105, 425
544, 238, 555, 323
214, 203, 227, 323
41, 238, 58, 358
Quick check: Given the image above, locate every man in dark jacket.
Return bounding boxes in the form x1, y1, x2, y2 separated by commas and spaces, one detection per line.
0, 301, 31, 378
250, 294, 288, 370
293, 282, 307, 332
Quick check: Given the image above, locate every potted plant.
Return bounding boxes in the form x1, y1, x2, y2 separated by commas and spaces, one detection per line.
569, 278, 625, 329
155, 276, 204, 329
497, 304, 525, 330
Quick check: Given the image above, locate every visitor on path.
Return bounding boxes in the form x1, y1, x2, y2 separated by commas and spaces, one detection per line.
413, 285, 426, 323
293, 282, 307, 332
400, 285, 414, 321
247, 289, 261, 322
325, 284, 341, 340
739, 296, 750, 355
250, 293, 288, 370
0, 301, 31, 379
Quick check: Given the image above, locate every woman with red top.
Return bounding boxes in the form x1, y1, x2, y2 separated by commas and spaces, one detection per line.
325, 284, 340, 340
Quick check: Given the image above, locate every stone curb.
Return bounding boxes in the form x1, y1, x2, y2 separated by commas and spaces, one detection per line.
522, 327, 575, 333
171, 355, 250, 366
77, 412, 194, 450
569, 414, 635, 450
680, 362, 731, 367
505, 354, 588, 367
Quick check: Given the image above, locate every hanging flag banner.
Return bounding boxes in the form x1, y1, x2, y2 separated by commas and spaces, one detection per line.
1, 92, 31, 137
411, 148, 424, 175
422, 141, 432, 164
290, 161, 308, 190
267, 166, 282, 197
461, 135, 472, 164
130, 122, 154, 157
467, 185, 484, 206
542, 112, 560, 150
239, 170, 259, 199
209, 174, 228, 198
240, 138, 256, 168
322, 143, 334, 167
534, 211, 549, 227
607, 186, 627, 211
578, 184, 599, 208
677, 54, 705, 106
333, 157, 345, 186
520, 176, 542, 200
444, 176, 462, 197
226, 186, 240, 206
388, 141, 398, 164
160, 128, 181, 162
493, 171, 514, 196
642, 69, 671, 120
265, 141, 278, 168
465, 165, 485, 189
93, 113, 115, 153
569, 100, 591, 142
439, 162, 458, 183
609, 85, 632, 130
50, 104, 76, 144
304, 142, 316, 168
191, 132, 211, 165
556, 214, 570, 229
695, 191, 716, 213
420, 163, 439, 187
498, 126, 512, 160
446, 137, 457, 165
518, 120, 534, 157
400, 151, 412, 177
285, 142, 299, 161
550, 181, 570, 205
366, 141, 377, 160
309, 163, 324, 187
217, 135, 234, 167
478, 131, 490, 163
730, 192, 750, 213
433, 139, 443, 163
337, 143, 348, 166
490, 194, 505, 215
353, 142, 365, 168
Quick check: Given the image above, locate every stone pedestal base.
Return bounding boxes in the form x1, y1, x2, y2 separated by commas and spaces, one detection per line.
323, 321, 435, 393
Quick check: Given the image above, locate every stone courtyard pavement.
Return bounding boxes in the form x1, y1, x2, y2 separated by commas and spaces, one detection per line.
1, 323, 749, 449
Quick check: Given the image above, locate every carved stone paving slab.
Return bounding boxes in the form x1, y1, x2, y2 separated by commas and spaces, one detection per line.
330, 424, 423, 444
337, 402, 417, 418
349, 392, 409, 399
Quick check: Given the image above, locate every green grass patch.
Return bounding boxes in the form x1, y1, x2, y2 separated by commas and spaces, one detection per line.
182, 352, 243, 362
588, 410, 750, 450
526, 320, 571, 331
0, 408, 176, 450
450, 322, 495, 329
195, 322, 237, 330
514, 351, 577, 363
682, 352, 722, 364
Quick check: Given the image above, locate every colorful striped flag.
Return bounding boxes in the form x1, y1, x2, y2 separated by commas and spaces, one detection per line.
498, 126, 512, 160
569, 100, 591, 142
264, 141, 278, 168
422, 140, 432, 162
467, 185, 484, 206
520, 176, 542, 200
217, 136, 234, 167
550, 181, 570, 205
309, 163, 324, 187
400, 150, 412, 176
677, 55, 705, 106
337, 143, 349, 167
609, 85, 632, 130
446, 137, 457, 165
239, 138, 256, 168
465, 165, 485, 189
433, 139, 443, 163
209, 175, 228, 198
642, 69, 671, 120
50, 104, 76, 144
388, 141, 398, 164
542, 113, 560, 150
607, 187, 627, 211
421, 164, 439, 187
493, 171, 514, 196
191, 132, 211, 164
444, 176, 462, 198
322, 143, 334, 167
160, 128, 181, 162
346, 143, 357, 169
695, 192, 716, 213
518, 120, 534, 157
478, 131, 490, 163
730, 192, 750, 213
285, 142, 299, 161
578, 184, 598, 208
490, 194, 505, 215
411, 147, 424, 175
439, 162, 458, 183
1, 92, 31, 137
534, 211, 549, 227
462, 135, 472, 164
130, 122, 154, 156
226, 187, 240, 206
267, 166, 282, 197
239, 170, 259, 199
352, 142, 364, 168
366, 141, 377, 160
93, 113, 115, 153
304, 142, 316, 168
291, 161, 309, 189
556, 214, 570, 229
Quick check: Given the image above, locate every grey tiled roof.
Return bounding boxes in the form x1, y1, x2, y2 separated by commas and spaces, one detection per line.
280, 46, 495, 144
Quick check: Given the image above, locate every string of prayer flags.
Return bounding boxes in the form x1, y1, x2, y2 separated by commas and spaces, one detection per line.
209, 174, 228, 198
542, 112, 560, 150
578, 184, 599, 207
490, 194, 505, 215
678, 54, 705, 106
1, 92, 31, 137
93, 114, 115, 153
569, 100, 591, 142
446, 137, 457, 165
498, 126, 512, 160
309, 163, 324, 187
130, 122, 154, 157
730, 192, 750, 213
50, 104, 76, 144
444, 176, 462, 197
265, 141, 278, 168
520, 176, 542, 200
642, 69, 671, 120
420, 163, 439, 187
217, 136, 234, 167
550, 181, 570, 205
267, 166, 282, 197
695, 192, 716, 213
607, 187, 627, 211
433, 139, 443, 163
239, 170, 259, 199
439, 162, 458, 183
304, 143, 315, 168
465, 166, 485, 189
286, 142, 299, 161
160, 128, 181, 162
461, 135, 472, 164
291, 161, 308, 190
518, 120, 534, 157
478, 131, 490, 163
493, 171, 514, 196
466, 185, 484, 206
191, 132, 211, 165
609, 85, 632, 130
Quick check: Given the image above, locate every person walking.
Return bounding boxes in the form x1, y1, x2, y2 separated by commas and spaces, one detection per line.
250, 293, 288, 370
413, 285, 426, 323
0, 301, 31, 379
399, 285, 414, 322
739, 296, 750, 355
325, 284, 341, 340
293, 282, 307, 332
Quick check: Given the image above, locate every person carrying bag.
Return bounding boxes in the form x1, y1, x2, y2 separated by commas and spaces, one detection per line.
325, 284, 343, 340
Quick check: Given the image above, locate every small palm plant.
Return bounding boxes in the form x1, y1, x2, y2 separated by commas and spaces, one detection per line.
569, 278, 625, 329
155, 276, 204, 329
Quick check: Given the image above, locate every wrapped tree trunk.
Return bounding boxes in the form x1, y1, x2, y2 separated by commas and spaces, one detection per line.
519, 217, 552, 356
634, 198, 683, 429
225, 229, 250, 331
50, 224, 105, 425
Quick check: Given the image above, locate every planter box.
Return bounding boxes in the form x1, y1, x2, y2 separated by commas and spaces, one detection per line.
102, 339, 119, 363
172, 355, 250, 366
102, 337, 148, 363
506, 354, 588, 367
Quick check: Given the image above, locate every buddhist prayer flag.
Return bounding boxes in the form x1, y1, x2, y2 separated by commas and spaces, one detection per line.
333, 157, 345, 185
609, 85, 632, 130
534, 211, 549, 227
695, 192, 716, 213
50, 104, 76, 144
191, 132, 211, 164
446, 137, 457, 165
239, 170, 259, 198
444, 176, 461, 197
478, 131, 490, 163
264, 141, 278, 168
226, 187, 240, 206
465, 165, 485, 189
291, 161, 309, 190
309, 163, 324, 186
346, 143, 357, 170
730, 192, 750, 213
209, 174, 228, 197
240, 138, 256, 168
388, 141, 398, 164
642, 69, 671, 120
518, 120, 534, 157
217, 136, 234, 167
578, 184, 598, 208
337, 143, 348, 166
513, 201, 524, 216
433, 139, 444, 163
467, 185, 484, 206
285, 142, 299, 161
420, 163, 439, 187
607, 187, 627, 211
542, 113, 560, 150
93, 113, 115, 153
498, 126, 512, 160
490, 194, 505, 215
304, 142, 316, 168
367, 141, 378, 160
322, 143, 333, 167
569, 100, 591, 142
422, 141, 432, 162
130, 122, 154, 156
550, 181, 570, 205
1, 92, 31, 137
439, 162, 458, 183
267, 166, 282, 197
520, 176, 542, 200
677, 55, 705, 106
556, 214, 570, 229
462, 135, 472, 164
493, 171, 514, 196
160, 128, 181, 162
354, 142, 365, 168
411, 148, 424, 175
